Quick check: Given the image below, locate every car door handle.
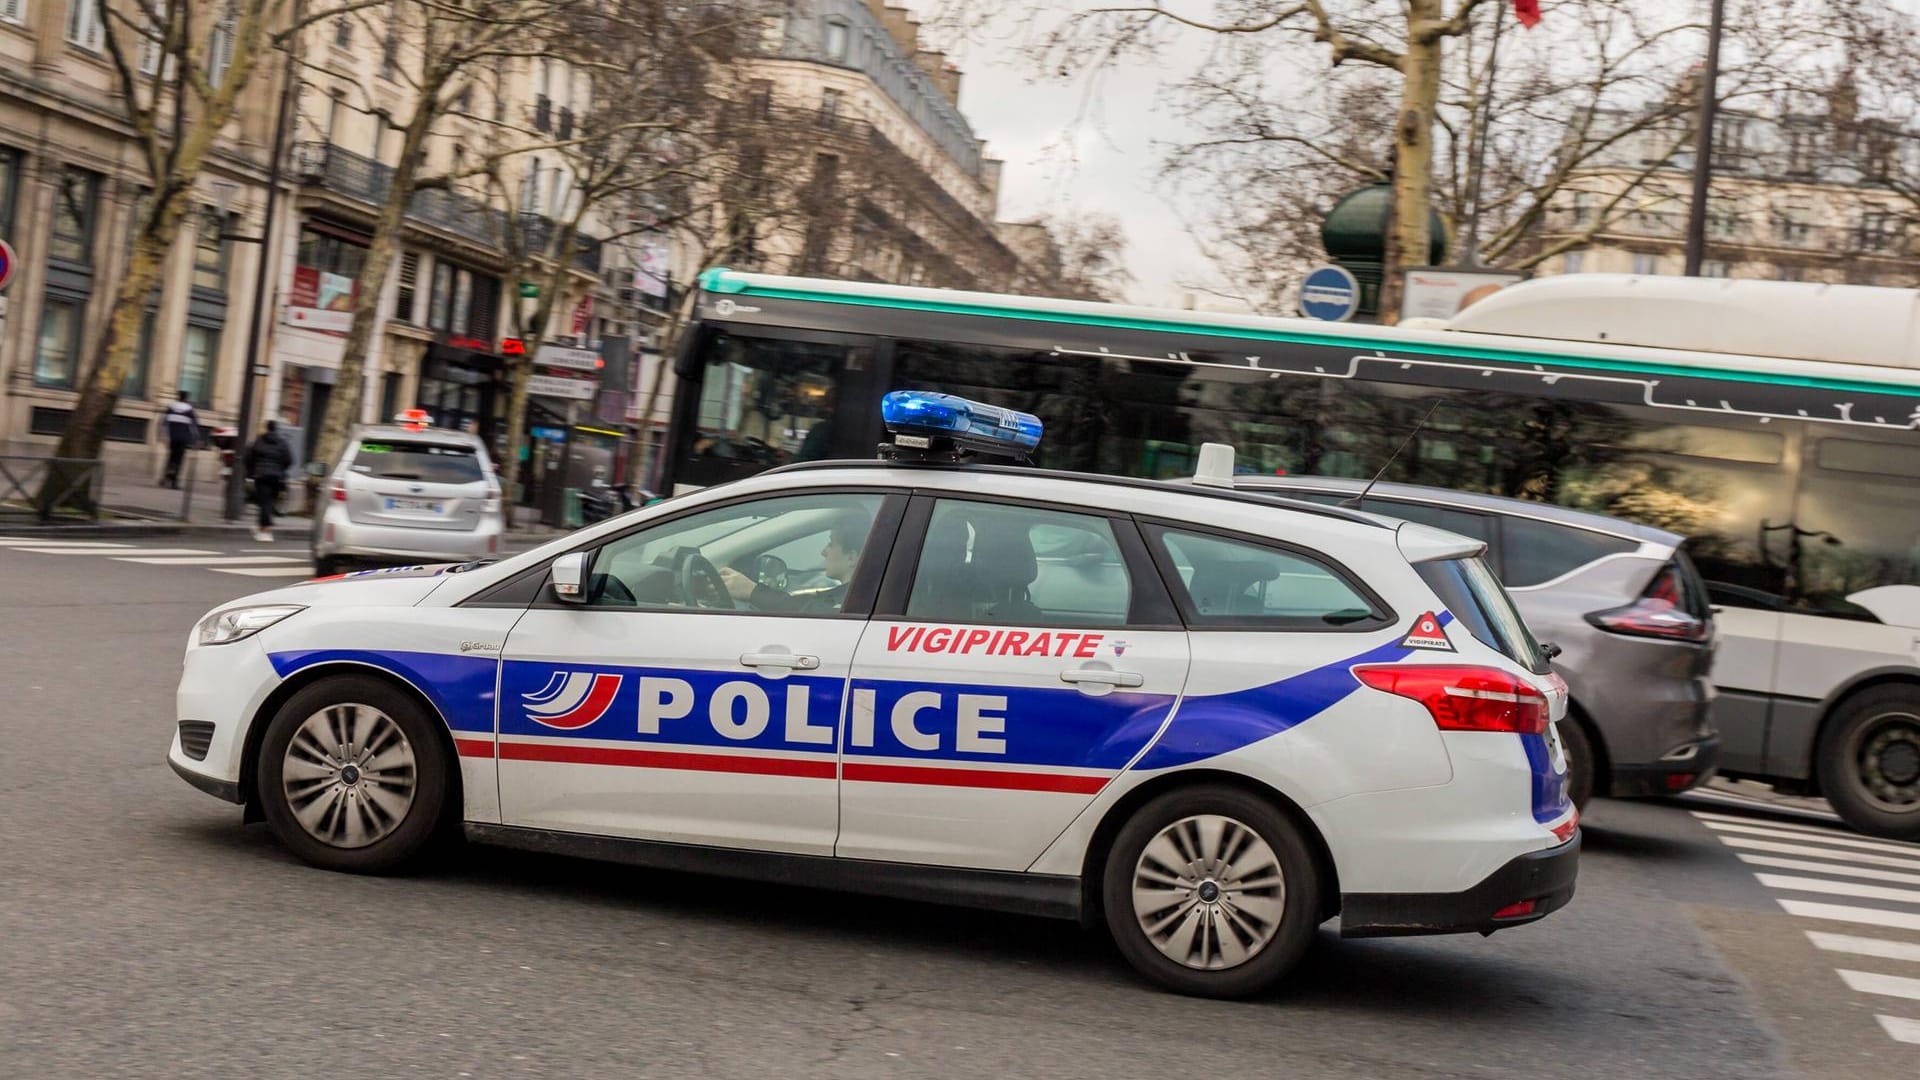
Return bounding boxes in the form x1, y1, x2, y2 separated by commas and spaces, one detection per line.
1060, 668, 1144, 688
740, 652, 820, 670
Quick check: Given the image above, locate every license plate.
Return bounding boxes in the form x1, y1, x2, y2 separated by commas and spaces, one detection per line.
384, 497, 443, 513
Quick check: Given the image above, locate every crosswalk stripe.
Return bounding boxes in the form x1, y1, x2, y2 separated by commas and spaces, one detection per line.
1721, 836, 1920, 872
10, 547, 215, 557
1756, 873, 1920, 905
1780, 898, 1920, 931
1702, 820, 1920, 857
1685, 791, 1843, 822
1741, 853, 1920, 886
116, 555, 304, 566
1879, 1014, 1920, 1044
1807, 931, 1920, 963
1691, 810, 1855, 838
0, 539, 133, 549
212, 567, 315, 578
1839, 969, 1920, 1002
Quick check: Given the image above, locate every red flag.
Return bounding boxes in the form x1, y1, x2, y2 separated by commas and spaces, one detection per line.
1513, 0, 1542, 28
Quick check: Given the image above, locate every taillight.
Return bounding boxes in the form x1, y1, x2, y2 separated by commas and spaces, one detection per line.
1586, 563, 1707, 642
1352, 664, 1550, 735
330, 482, 347, 502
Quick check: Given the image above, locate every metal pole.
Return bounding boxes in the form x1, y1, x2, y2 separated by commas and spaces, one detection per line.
1461, 0, 1506, 266
226, 0, 303, 521
1682, 0, 1727, 277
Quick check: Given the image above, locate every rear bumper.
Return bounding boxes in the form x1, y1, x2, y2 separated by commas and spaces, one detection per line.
1608, 736, 1721, 797
314, 510, 502, 562
1339, 832, 1580, 938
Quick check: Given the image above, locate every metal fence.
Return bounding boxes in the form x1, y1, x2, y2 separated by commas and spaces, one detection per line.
0, 456, 103, 522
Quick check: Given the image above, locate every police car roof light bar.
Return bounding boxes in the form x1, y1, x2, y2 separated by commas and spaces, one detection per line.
878, 390, 1043, 465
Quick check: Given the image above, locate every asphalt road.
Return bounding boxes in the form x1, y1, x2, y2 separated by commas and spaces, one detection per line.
4, 536, 1918, 1079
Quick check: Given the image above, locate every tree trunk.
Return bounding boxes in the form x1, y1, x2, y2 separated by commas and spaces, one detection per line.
41, 192, 191, 512
1381, 1, 1446, 322
628, 285, 696, 494
308, 83, 445, 476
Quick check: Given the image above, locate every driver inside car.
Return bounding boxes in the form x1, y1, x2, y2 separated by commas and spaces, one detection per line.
719, 510, 869, 613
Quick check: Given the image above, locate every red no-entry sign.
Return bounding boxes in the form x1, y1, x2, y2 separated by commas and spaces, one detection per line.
0, 238, 15, 292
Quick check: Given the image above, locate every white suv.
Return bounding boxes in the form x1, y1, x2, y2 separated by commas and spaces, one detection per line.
310, 423, 505, 575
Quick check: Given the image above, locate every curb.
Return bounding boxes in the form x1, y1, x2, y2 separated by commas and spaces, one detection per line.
0, 519, 572, 546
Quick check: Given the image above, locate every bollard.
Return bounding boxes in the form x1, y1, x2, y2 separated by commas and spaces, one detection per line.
179, 452, 196, 522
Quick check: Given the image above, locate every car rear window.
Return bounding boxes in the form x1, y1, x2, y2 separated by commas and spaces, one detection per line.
351, 441, 486, 484
1416, 556, 1549, 673
1499, 516, 1638, 587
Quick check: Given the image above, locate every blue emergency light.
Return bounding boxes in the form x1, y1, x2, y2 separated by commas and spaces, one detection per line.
880, 390, 1043, 461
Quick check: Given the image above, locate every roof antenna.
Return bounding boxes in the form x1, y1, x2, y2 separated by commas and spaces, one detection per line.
1342, 399, 1443, 509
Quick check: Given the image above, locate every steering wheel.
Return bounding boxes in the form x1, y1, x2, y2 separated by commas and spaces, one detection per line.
676, 550, 732, 609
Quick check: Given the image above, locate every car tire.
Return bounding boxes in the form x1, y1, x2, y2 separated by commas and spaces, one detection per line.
256, 675, 452, 873
1816, 685, 1920, 841
1101, 785, 1322, 998
313, 555, 342, 577
1559, 717, 1596, 812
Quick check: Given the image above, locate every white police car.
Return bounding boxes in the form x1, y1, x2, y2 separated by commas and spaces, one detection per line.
169, 391, 1578, 998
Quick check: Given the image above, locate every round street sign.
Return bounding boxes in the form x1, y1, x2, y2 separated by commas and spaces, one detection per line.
1298, 264, 1360, 322
0, 238, 15, 292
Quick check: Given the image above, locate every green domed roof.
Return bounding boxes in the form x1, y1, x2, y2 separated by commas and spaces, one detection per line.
1322, 181, 1448, 265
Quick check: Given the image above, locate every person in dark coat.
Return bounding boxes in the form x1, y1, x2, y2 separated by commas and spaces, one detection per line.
160, 391, 201, 488
243, 420, 294, 540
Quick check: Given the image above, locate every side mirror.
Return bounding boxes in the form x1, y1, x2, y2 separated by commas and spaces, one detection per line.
552, 551, 590, 603
1541, 641, 1564, 661
753, 553, 789, 592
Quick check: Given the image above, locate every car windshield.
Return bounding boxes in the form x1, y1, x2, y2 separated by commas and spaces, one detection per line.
351, 441, 486, 484
1416, 555, 1550, 673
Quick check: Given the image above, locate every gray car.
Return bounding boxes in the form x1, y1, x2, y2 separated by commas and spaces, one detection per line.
1229, 476, 1719, 810
310, 424, 506, 575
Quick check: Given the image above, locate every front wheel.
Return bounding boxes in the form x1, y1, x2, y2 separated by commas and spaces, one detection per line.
256, 675, 451, 873
1817, 686, 1920, 840
1102, 785, 1322, 998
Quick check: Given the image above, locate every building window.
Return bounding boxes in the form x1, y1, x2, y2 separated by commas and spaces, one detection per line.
1858, 209, 1902, 253
394, 251, 419, 322
34, 297, 83, 387
381, 11, 399, 79
1708, 197, 1740, 239
1702, 259, 1730, 278
49, 167, 100, 265
1569, 192, 1592, 226
1561, 251, 1584, 274
333, 15, 351, 48
208, 9, 235, 85
451, 267, 472, 332
179, 324, 219, 406
1778, 265, 1806, 283
291, 225, 367, 321
428, 260, 452, 329
817, 87, 841, 129
192, 208, 230, 293
747, 79, 772, 120
1, 0, 25, 27
1631, 253, 1660, 276
823, 19, 848, 62
0, 146, 18, 239
1775, 204, 1810, 245
65, 0, 102, 50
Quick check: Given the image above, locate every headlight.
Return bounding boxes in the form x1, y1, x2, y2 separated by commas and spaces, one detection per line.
196, 604, 305, 646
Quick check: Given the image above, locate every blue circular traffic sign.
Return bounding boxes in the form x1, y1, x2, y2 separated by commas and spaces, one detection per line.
0, 238, 15, 292
1299, 264, 1360, 322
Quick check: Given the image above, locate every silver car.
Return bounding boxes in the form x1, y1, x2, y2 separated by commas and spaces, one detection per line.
1234, 476, 1719, 810
310, 424, 505, 575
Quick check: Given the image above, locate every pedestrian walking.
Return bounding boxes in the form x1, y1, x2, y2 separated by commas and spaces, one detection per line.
160, 391, 200, 489
243, 420, 294, 542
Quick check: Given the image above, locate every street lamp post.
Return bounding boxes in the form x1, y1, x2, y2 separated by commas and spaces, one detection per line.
1683, 0, 1728, 277
223, 0, 303, 521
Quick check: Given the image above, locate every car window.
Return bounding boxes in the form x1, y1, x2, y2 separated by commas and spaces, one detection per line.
906, 500, 1131, 626
1416, 556, 1549, 672
350, 441, 485, 484
1356, 499, 1493, 543
1499, 516, 1638, 588
1154, 529, 1386, 629
589, 492, 885, 614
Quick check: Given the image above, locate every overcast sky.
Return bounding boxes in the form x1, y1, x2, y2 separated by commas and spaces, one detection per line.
906, 3, 1223, 308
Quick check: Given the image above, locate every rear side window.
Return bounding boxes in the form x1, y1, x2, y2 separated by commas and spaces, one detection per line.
1359, 499, 1494, 543
1499, 516, 1637, 587
1151, 528, 1388, 630
351, 441, 486, 484
1416, 557, 1549, 672
907, 500, 1132, 627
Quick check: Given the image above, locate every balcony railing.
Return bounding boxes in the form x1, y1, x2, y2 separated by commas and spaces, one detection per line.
1542, 206, 1917, 258
292, 142, 603, 273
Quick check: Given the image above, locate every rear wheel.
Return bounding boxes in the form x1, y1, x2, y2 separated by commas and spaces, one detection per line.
1558, 717, 1596, 812
1818, 686, 1920, 840
1101, 785, 1322, 998
256, 675, 450, 873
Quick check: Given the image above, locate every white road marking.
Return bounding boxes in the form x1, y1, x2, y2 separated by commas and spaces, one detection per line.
10, 547, 215, 557
1756, 873, 1920, 905
1719, 836, 1920, 872
116, 555, 304, 566
212, 567, 315, 578
1807, 931, 1920, 963
1879, 1014, 1920, 1044
1691, 810, 1854, 837
0, 539, 133, 548
1779, 899, 1920, 931
1684, 790, 1843, 823
1702, 819, 1920, 857
1741, 854, 1920, 886
1838, 969, 1920, 1002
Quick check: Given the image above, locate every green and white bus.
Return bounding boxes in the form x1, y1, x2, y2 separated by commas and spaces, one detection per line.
664, 268, 1920, 835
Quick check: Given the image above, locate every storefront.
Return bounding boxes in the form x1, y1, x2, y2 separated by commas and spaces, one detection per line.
417, 338, 503, 443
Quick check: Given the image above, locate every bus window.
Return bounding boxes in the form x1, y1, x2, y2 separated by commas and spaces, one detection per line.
1790, 434, 1920, 616
675, 334, 863, 490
